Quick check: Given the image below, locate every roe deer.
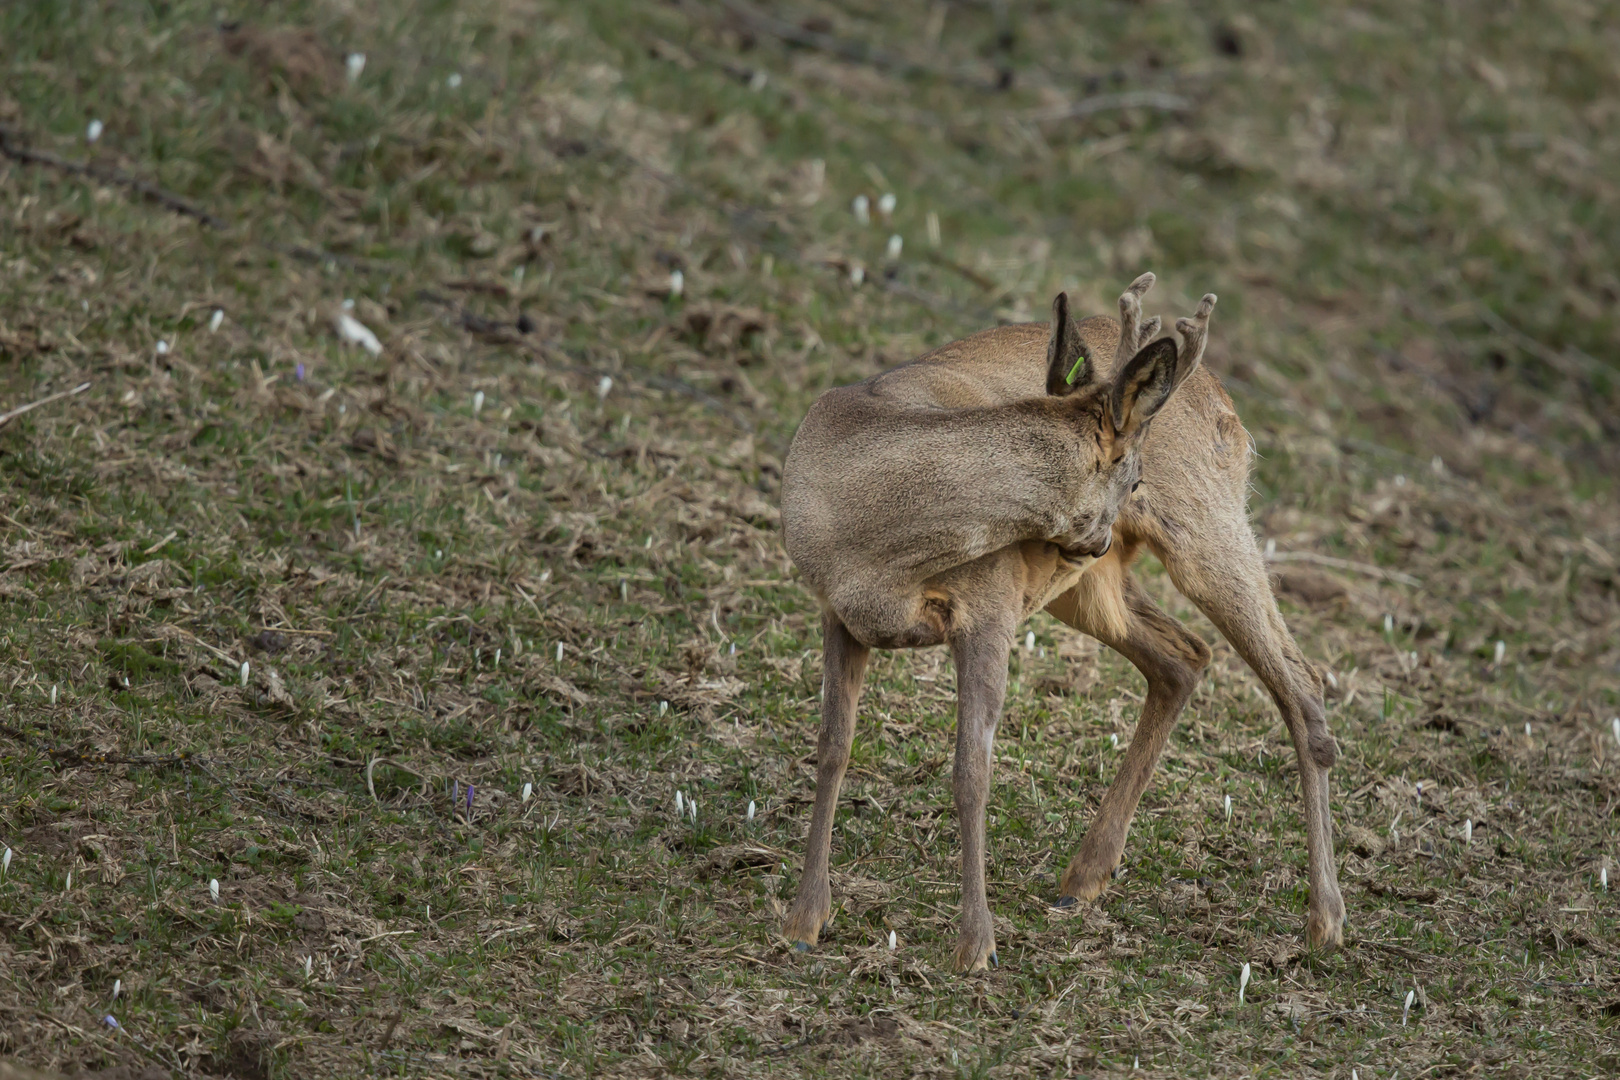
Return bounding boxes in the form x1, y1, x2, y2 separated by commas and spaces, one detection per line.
779, 273, 1343, 971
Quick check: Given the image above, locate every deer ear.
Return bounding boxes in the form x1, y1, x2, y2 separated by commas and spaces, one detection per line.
1045, 292, 1093, 396
1109, 336, 1183, 439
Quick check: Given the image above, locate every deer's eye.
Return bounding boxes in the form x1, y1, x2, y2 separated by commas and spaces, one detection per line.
1132, 480, 1141, 492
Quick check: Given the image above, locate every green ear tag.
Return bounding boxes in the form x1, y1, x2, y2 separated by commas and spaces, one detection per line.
1065, 356, 1086, 385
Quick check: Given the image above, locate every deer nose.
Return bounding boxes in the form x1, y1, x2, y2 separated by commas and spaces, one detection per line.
1093, 532, 1113, 558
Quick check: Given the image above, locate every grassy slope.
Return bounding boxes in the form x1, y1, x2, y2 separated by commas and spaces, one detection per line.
1, 0, 1617, 1076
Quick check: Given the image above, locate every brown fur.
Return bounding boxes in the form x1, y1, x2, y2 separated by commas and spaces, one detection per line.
779, 274, 1344, 972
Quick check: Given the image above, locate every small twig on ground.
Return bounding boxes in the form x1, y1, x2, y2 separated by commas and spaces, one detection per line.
0, 125, 392, 273
1265, 549, 1422, 587
1472, 301, 1605, 381
0, 125, 226, 229
923, 250, 1000, 293
0, 720, 199, 769
0, 381, 90, 431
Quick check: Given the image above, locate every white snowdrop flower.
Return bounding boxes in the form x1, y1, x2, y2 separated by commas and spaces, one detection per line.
888, 929, 896, 950
1494, 640, 1505, 665
209, 878, 220, 903
2, 847, 10, 876
1109, 733, 1118, 750
64, 870, 72, 892
886, 234, 903, 260
494, 648, 501, 666
556, 642, 564, 663
209, 309, 224, 333
446, 73, 462, 89
747, 800, 756, 822
522, 782, 533, 803
336, 312, 383, 357
50, 685, 57, 705
878, 192, 896, 219
345, 53, 366, 83
849, 264, 865, 287
728, 641, 736, 656
596, 375, 613, 401
1383, 613, 1393, 635
472, 390, 485, 416
668, 269, 684, 298
620, 580, 629, 602
1402, 989, 1415, 1026
1525, 722, 1532, 738
304, 955, 313, 978
435, 549, 443, 559
1238, 962, 1251, 1004
112, 979, 121, 1000
86, 119, 104, 143
1463, 819, 1472, 844
1024, 631, 1035, 653
852, 194, 870, 225
240, 661, 250, 687
675, 790, 684, 816
1224, 795, 1233, 822
155, 340, 169, 356
1601, 866, 1608, 891
659, 700, 669, 716
1353, 1072, 1359, 1080
1611, 716, 1619, 746
926, 210, 940, 247
1134, 1058, 1140, 1071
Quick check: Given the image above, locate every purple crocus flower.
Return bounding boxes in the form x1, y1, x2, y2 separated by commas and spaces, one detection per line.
296, 362, 306, 382
465, 785, 475, 813
103, 1015, 119, 1029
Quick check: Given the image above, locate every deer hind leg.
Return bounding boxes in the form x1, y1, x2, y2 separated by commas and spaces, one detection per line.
1115, 272, 1156, 364
1157, 522, 1346, 951
782, 610, 871, 950
1047, 570, 1211, 906
948, 604, 1017, 972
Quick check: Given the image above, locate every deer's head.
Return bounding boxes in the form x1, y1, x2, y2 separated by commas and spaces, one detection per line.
1039, 282, 1215, 557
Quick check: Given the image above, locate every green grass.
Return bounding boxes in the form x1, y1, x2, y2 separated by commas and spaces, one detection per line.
1, 0, 1618, 1076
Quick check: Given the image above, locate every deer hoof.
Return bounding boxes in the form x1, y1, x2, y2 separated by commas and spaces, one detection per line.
1057, 861, 1114, 904
989, 951, 999, 969
953, 931, 998, 973
781, 905, 827, 951
1306, 909, 1345, 952
1050, 894, 1079, 910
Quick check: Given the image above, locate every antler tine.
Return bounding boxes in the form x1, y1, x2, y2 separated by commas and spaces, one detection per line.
1173, 292, 1218, 371
1115, 272, 1155, 364
1136, 315, 1161, 349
